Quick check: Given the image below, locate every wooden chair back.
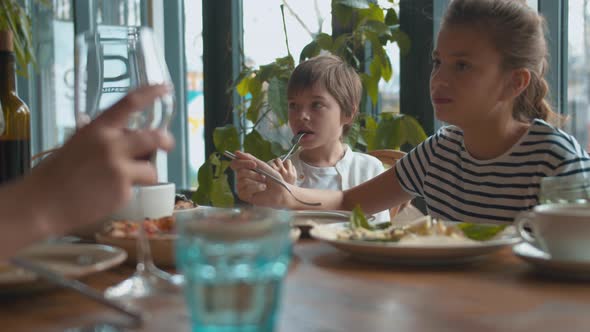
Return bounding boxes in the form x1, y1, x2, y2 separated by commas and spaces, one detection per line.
367, 149, 406, 221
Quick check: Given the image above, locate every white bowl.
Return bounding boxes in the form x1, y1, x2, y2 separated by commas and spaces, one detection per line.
111, 183, 175, 220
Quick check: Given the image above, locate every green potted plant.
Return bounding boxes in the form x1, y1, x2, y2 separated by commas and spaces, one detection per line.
194, 0, 427, 207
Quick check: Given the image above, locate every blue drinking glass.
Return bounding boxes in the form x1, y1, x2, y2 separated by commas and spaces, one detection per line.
175, 207, 292, 332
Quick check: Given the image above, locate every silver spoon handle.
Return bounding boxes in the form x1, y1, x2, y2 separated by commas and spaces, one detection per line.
10, 257, 143, 326
224, 151, 321, 207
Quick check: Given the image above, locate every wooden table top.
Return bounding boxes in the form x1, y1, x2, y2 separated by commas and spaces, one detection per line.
1, 239, 590, 332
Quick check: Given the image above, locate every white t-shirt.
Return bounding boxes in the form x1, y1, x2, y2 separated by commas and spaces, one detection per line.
290, 144, 391, 222
394, 119, 590, 223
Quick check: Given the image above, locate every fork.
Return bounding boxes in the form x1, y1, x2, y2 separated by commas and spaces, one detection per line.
223, 151, 321, 207
281, 132, 306, 162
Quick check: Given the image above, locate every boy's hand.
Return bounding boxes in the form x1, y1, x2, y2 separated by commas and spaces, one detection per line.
269, 158, 297, 185
230, 151, 292, 208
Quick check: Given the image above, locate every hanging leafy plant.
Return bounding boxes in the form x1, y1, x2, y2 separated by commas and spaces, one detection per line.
0, 0, 49, 76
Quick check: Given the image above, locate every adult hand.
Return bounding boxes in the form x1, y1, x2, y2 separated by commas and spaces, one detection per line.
29, 85, 175, 233
269, 158, 297, 185
230, 151, 292, 208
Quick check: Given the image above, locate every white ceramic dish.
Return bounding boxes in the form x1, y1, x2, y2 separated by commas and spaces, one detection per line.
310, 222, 521, 265
0, 243, 126, 294
513, 242, 590, 280
111, 183, 175, 220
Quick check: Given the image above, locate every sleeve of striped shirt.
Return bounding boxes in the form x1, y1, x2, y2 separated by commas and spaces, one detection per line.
552, 136, 590, 178
394, 130, 440, 198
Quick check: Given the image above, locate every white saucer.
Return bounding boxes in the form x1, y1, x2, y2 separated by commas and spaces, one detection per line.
513, 242, 590, 280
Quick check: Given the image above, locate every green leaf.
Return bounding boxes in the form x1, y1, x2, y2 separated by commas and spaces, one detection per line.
457, 223, 507, 241
236, 76, 251, 96
357, 4, 385, 26
267, 77, 289, 125
375, 115, 403, 150
369, 54, 382, 79
246, 92, 264, 123
350, 205, 373, 230
192, 157, 214, 205
391, 29, 411, 55
360, 73, 379, 107
381, 54, 393, 82
315, 33, 333, 50
334, 0, 371, 9
362, 20, 390, 37
400, 115, 428, 146
299, 40, 320, 63
385, 8, 399, 25
213, 125, 240, 153
210, 174, 235, 207
363, 116, 378, 151
244, 129, 277, 161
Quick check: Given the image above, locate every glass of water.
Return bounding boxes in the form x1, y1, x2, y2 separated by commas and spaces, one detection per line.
539, 174, 590, 204
175, 207, 292, 332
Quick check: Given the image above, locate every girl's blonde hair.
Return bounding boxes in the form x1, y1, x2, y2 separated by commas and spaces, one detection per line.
287, 54, 362, 136
443, 0, 561, 125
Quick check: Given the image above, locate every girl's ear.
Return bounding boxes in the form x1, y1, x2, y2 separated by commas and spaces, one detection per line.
505, 68, 531, 100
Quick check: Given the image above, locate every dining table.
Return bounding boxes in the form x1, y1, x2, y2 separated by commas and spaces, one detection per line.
1, 238, 590, 332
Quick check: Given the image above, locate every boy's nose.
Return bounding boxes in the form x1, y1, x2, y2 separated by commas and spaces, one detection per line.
299, 110, 310, 121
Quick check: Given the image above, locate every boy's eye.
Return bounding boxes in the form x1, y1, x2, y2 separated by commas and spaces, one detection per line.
312, 102, 324, 109
288, 102, 296, 110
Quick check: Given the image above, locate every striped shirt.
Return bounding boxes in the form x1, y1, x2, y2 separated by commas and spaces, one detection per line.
394, 119, 590, 223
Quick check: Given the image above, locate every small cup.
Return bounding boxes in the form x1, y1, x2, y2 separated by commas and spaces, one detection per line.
175, 207, 292, 332
515, 203, 590, 261
111, 182, 175, 220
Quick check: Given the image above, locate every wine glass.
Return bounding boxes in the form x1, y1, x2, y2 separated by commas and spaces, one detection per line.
75, 26, 179, 300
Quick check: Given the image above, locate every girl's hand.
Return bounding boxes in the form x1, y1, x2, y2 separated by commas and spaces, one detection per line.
230, 152, 292, 207
269, 158, 297, 185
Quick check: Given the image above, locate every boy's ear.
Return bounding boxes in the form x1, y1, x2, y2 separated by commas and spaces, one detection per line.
341, 106, 357, 124
504, 68, 531, 100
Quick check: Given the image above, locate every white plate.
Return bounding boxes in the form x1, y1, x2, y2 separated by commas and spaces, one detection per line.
291, 210, 356, 234
310, 222, 521, 265
0, 243, 126, 294
513, 242, 590, 280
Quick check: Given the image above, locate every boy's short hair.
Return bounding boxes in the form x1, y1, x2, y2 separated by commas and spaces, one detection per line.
287, 54, 362, 136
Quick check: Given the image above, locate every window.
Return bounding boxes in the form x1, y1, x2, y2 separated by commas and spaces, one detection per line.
566, 0, 590, 150
184, 0, 205, 188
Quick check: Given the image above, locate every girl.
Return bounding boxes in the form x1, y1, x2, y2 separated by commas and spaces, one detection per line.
231, 0, 590, 223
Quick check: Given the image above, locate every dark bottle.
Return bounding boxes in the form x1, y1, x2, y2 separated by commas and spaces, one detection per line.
0, 30, 31, 185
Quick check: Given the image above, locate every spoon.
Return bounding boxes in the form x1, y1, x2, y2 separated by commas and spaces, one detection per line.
281, 132, 306, 162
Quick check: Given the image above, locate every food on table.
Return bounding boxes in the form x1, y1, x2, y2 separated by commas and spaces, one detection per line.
337, 206, 508, 243
175, 194, 197, 209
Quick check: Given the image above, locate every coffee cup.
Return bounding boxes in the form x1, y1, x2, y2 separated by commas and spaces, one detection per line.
515, 203, 590, 261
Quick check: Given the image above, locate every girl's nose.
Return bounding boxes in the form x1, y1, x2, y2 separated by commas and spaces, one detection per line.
430, 67, 449, 89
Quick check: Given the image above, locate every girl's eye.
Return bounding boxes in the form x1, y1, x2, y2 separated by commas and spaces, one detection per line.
288, 102, 296, 111
431, 58, 441, 67
456, 62, 469, 71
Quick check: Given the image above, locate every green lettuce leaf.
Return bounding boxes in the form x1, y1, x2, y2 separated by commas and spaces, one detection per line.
457, 223, 507, 241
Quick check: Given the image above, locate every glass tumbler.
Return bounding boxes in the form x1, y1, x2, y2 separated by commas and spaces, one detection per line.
175, 207, 292, 332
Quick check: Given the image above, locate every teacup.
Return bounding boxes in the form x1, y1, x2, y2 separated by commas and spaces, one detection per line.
515, 203, 590, 261
111, 182, 175, 220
